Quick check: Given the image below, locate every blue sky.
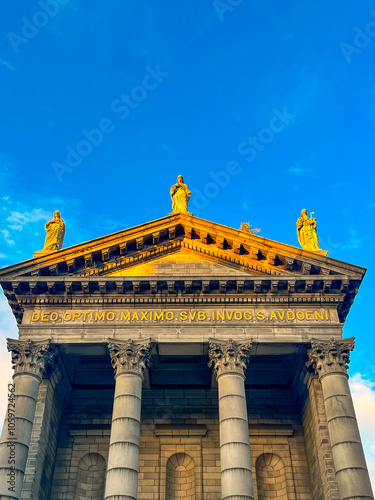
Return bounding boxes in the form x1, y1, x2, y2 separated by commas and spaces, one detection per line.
1, 0, 375, 488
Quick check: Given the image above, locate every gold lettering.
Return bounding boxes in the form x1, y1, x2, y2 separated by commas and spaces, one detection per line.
269, 311, 278, 321
256, 311, 265, 321
198, 311, 206, 321
315, 310, 324, 321
132, 312, 139, 321
216, 311, 225, 320
140, 312, 148, 321
325, 310, 329, 320
50, 312, 58, 321
121, 312, 131, 320
166, 312, 174, 321
89, 312, 93, 321
154, 311, 164, 321
305, 311, 314, 321
287, 311, 295, 321
63, 312, 72, 321
94, 312, 105, 321
234, 311, 242, 320
244, 311, 252, 320
180, 311, 188, 321
32, 312, 40, 322
72, 312, 81, 321
107, 312, 115, 321
211, 311, 215, 320
41, 312, 50, 322
226, 311, 234, 320
296, 311, 304, 320
277, 311, 285, 320
189, 311, 197, 320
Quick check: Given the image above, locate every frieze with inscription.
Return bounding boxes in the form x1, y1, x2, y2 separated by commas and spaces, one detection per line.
27, 307, 336, 324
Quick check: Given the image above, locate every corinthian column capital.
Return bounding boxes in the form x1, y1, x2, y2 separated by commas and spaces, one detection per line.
208, 338, 252, 379
306, 337, 355, 379
107, 338, 152, 378
6, 338, 58, 379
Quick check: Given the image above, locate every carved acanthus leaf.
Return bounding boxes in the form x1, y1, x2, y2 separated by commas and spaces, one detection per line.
208, 338, 252, 378
6, 338, 58, 378
306, 337, 355, 378
107, 338, 152, 377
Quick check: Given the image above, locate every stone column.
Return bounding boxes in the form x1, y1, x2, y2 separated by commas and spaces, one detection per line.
307, 337, 374, 500
104, 339, 152, 500
208, 338, 254, 500
0, 338, 57, 500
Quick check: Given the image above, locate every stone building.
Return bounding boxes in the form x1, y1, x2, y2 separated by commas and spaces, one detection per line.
0, 212, 373, 499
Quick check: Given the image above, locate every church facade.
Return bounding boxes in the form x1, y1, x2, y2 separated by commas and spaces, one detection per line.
0, 212, 373, 499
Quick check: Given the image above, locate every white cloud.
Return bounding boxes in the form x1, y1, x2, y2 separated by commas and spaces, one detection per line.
350, 373, 375, 493
6, 208, 50, 231
0, 229, 15, 246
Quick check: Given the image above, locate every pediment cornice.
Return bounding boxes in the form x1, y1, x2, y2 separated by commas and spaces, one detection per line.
0, 213, 366, 280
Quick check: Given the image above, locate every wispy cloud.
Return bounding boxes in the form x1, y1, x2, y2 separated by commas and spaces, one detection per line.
0, 229, 15, 246
6, 209, 50, 231
0, 57, 15, 71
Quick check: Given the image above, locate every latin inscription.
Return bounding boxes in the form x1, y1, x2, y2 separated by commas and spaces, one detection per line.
30, 308, 332, 323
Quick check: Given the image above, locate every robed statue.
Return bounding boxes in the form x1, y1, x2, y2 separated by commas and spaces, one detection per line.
170, 175, 191, 213
296, 209, 324, 252
43, 211, 65, 251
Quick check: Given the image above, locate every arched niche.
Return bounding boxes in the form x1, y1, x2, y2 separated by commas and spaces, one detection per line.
75, 452, 106, 499
166, 452, 196, 499
256, 453, 288, 500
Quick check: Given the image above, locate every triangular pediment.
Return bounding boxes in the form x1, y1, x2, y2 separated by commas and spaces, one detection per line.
0, 213, 366, 280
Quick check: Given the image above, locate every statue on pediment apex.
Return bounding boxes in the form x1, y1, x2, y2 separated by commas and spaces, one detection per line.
44, 211, 65, 251
170, 175, 191, 214
297, 209, 326, 254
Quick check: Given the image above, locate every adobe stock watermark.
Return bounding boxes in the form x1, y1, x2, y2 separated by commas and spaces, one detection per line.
7, 0, 72, 54
6, 382, 16, 494
190, 107, 296, 214
52, 65, 169, 182
340, 11, 375, 63
213, 0, 244, 21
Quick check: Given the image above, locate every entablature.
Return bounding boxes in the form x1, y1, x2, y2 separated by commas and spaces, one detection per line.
1, 274, 360, 325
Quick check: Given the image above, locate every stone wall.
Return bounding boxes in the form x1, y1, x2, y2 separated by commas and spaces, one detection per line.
48, 386, 319, 499
301, 375, 340, 500
22, 365, 71, 500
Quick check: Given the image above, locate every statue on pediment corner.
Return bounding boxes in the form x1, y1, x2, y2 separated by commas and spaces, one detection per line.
170, 175, 191, 214
34, 211, 65, 258
297, 209, 326, 254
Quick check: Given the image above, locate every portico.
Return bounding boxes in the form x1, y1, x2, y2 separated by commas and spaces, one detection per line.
0, 212, 372, 499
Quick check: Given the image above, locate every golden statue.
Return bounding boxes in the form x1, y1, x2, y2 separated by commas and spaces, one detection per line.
34, 211, 65, 257
170, 175, 191, 213
297, 209, 327, 254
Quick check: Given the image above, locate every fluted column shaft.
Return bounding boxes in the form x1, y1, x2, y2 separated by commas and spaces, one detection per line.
209, 339, 254, 500
0, 339, 56, 500
104, 339, 152, 500
307, 338, 373, 500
